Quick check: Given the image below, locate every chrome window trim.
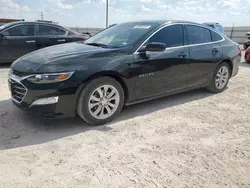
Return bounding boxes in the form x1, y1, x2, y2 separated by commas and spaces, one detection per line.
134, 22, 225, 54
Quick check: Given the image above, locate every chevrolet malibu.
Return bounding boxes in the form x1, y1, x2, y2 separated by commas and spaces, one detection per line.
8, 20, 241, 125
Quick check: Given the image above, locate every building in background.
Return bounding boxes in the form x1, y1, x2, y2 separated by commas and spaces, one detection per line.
0, 18, 24, 26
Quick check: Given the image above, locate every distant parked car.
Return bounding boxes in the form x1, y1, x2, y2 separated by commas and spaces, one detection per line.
243, 32, 250, 50
203, 22, 224, 33
82, 32, 91, 40
0, 21, 87, 63
245, 46, 250, 63
9, 20, 241, 125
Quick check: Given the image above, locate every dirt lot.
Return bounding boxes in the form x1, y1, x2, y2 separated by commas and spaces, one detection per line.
0, 58, 250, 188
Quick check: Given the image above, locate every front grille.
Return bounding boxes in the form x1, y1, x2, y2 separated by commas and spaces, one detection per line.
9, 79, 27, 103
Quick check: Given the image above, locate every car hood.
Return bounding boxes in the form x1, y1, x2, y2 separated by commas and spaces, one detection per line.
12, 42, 122, 73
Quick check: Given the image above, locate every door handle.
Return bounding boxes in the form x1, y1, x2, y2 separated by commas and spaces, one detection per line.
26, 40, 35, 43
212, 48, 219, 53
57, 39, 66, 42
178, 52, 188, 58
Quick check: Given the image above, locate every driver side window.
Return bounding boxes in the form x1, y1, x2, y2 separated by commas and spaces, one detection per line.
148, 24, 184, 48
4, 25, 35, 36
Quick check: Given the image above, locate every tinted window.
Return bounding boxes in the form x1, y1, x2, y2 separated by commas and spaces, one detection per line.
59, 29, 66, 35
86, 22, 160, 48
187, 25, 211, 44
148, 25, 184, 47
39, 25, 60, 35
5, 25, 35, 36
211, 31, 223, 41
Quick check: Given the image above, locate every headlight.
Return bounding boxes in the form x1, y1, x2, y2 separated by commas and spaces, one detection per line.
26, 72, 74, 84
8, 68, 13, 76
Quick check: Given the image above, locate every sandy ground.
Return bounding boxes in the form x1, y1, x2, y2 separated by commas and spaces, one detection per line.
0, 55, 250, 188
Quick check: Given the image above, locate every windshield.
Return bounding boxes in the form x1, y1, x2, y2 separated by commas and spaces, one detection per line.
0, 22, 15, 30
85, 22, 160, 48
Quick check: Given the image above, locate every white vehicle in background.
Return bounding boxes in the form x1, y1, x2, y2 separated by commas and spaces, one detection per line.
203, 22, 224, 33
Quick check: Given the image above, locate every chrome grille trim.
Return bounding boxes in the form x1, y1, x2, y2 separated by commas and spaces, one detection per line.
8, 78, 27, 103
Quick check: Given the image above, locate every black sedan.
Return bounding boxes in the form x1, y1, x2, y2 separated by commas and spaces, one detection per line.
0, 21, 86, 63
8, 20, 241, 125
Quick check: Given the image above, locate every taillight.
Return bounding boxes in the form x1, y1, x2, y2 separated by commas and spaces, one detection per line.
245, 48, 250, 61
82, 37, 87, 40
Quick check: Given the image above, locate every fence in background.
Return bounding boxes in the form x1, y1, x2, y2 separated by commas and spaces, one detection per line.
224, 26, 250, 44
69, 26, 250, 44
68, 27, 103, 35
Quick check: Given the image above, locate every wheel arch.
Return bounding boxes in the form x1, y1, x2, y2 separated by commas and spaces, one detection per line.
84, 71, 130, 102
218, 58, 233, 77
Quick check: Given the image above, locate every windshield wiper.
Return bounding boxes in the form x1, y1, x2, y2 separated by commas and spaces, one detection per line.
85, 42, 108, 48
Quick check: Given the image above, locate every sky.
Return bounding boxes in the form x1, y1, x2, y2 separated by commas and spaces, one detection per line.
0, 0, 249, 28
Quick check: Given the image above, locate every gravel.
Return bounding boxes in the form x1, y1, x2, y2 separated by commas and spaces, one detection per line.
0, 59, 249, 188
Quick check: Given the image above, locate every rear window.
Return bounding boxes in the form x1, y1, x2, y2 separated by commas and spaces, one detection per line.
39, 25, 63, 35
211, 31, 223, 42
187, 25, 211, 44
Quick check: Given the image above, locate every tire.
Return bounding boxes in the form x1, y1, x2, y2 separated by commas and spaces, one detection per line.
206, 62, 231, 93
246, 61, 250, 64
77, 77, 124, 125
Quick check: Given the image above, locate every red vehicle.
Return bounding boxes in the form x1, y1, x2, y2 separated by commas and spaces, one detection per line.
245, 47, 250, 64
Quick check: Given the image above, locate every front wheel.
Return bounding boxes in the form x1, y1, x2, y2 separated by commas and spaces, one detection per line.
206, 62, 231, 93
77, 77, 124, 125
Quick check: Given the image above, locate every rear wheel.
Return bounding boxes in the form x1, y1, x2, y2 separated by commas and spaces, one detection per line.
77, 77, 124, 125
206, 62, 231, 93
246, 61, 250, 64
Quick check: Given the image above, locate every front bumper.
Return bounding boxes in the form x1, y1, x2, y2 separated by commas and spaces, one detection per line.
8, 74, 83, 118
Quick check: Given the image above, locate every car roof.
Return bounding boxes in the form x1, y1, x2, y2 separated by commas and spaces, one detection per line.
124, 20, 209, 27
5, 21, 60, 26
0, 21, 64, 30
203, 22, 221, 25
125, 20, 199, 24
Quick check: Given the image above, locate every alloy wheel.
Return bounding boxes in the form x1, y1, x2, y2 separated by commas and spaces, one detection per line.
215, 66, 229, 90
88, 85, 120, 119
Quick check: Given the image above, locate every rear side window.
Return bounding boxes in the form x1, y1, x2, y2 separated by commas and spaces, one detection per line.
187, 25, 211, 44
59, 29, 66, 35
4, 25, 35, 36
211, 31, 223, 42
148, 24, 184, 47
39, 25, 61, 35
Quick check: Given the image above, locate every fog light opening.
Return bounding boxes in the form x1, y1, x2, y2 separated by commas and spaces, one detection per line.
31, 96, 58, 106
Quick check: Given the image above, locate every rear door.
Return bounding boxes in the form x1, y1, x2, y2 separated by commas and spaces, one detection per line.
185, 24, 223, 88
0, 24, 36, 62
55, 27, 72, 44
36, 24, 70, 49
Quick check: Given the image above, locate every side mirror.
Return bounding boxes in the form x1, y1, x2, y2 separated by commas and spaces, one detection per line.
0, 31, 8, 38
139, 42, 166, 52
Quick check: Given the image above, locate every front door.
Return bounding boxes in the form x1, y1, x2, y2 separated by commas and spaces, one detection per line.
0, 24, 36, 63
133, 24, 189, 99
